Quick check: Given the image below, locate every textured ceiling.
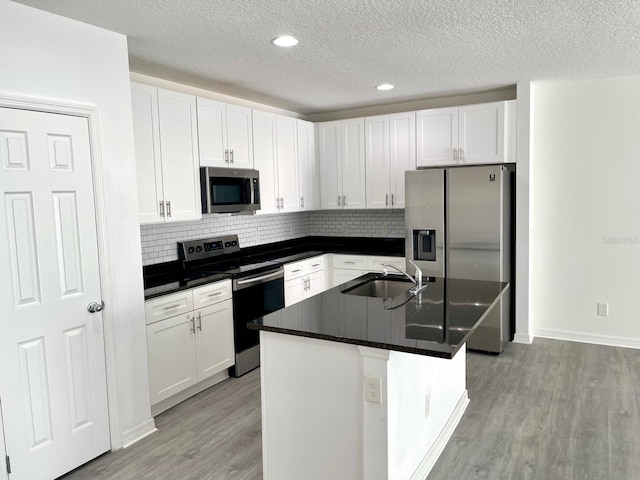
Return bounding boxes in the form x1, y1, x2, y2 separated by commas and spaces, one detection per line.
12, 0, 640, 114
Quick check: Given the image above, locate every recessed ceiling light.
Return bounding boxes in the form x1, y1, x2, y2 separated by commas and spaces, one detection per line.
272, 35, 299, 47
376, 83, 394, 91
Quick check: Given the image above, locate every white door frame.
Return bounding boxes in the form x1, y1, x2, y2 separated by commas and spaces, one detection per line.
0, 92, 121, 448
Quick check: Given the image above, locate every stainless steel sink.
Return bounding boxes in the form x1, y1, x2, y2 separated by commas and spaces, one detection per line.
343, 278, 414, 298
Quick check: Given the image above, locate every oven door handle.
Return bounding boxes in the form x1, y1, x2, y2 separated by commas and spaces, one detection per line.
233, 269, 284, 290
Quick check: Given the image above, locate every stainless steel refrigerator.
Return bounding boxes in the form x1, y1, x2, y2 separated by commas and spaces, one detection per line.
405, 165, 514, 353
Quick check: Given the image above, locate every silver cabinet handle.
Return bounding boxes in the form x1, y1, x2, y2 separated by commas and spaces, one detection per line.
386, 194, 389, 206
87, 301, 104, 313
197, 312, 202, 331
166, 200, 171, 217
391, 194, 395, 206
344, 261, 356, 265
159, 201, 165, 217
301, 196, 304, 208
337, 195, 341, 207
281, 197, 284, 209
163, 303, 181, 310
230, 149, 234, 163
291, 269, 302, 273
225, 149, 229, 163
453, 148, 458, 160
342, 195, 346, 206
208, 292, 222, 297
190, 316, 196, 333
459, 148, 465, 162
311, 263, 320, 267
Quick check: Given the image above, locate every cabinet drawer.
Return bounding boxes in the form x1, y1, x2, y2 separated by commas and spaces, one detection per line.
303, 255, 325, 274
145, 290, 194, 325
369, 256, 405, 272
284, 261, 305, 280
333, 255, 368, 270
192, 279, 232, 309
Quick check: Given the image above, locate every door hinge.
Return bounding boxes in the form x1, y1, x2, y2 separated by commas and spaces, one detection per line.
5, 455, 10, 474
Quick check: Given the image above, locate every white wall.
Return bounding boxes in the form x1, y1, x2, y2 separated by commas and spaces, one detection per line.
0, 1, 154, 447
531, 75, 640, 348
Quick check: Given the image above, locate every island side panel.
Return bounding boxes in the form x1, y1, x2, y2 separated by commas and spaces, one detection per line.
387, 346, 468, 480
260, 331, 363, 480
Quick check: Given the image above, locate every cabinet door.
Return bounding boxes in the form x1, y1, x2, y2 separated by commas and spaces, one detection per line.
305, 270, 325, 299
297, 119, 318, 210
285, 277, 305, 307
276, 115, 299, 212
365, 115, 390, 209
131, 83, 164, 224
146, 313, 198, 405
226, 104, 254, 168
253, 110, 279, 214
157, 88, 202, 222
318, 121, 341, 209
341, 118, 366, 209
196, 97, 228, 167
458, 101, 505, 165
389, 112, 416, 208
332, 269, 368, 287
195, 300, 235, 381
416, 107, 458, 167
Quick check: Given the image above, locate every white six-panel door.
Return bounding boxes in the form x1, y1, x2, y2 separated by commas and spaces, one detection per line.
0, 107, 110, 480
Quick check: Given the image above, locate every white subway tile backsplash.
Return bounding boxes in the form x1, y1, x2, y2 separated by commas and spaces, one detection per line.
140, 209, 406, 266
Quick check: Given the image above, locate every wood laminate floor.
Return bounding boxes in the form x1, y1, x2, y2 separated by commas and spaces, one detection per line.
60, 338, 640, 480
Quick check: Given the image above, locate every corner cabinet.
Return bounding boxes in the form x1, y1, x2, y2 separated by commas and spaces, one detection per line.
145, 280, 234, 414
416, 100, 516, 168
253, 111, 299, 214
318, 118, 366, 209
196, 98, 254, 169
131, 82, 201, 224
365, 112, 416, 209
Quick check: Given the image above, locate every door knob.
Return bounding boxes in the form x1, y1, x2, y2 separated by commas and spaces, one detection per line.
87, 301, 105, 313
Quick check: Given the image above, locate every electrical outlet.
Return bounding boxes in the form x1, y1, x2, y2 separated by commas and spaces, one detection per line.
425, 393, 431, 418
364, 376, 382, 404
597, 302, 609, 316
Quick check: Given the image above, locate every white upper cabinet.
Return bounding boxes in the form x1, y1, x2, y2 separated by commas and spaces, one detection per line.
131, 82, 201, 224
297, 119, 319, 211
365, 112, 415, 209
252, 111, 299, 214
197, 98, 254, 169
318, 118, 366, 209
416, 106, 459, 167
416, 100, 516, 168
252, 110, 279, 214
276, 115, 299, 212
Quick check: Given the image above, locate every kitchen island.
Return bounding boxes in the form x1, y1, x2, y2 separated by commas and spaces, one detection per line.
248, 273, 509, 480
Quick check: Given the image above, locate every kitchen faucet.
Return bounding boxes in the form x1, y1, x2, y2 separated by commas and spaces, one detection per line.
382, 260, 427, 295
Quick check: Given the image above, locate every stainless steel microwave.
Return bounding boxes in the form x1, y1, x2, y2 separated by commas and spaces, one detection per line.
200, 167, 260, 214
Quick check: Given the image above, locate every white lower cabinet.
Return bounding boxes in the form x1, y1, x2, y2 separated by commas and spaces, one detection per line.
331, 254, 406, 288
284, 255, 326, 307
145, 279, 233, 411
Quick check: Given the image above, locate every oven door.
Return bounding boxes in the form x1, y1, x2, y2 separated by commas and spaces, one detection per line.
231, 268, 284, 376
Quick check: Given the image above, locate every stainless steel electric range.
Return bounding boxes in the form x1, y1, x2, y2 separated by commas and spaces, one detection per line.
178, 235, 285, 377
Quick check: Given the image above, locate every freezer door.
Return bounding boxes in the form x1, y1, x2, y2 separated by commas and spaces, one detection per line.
447, 165, 511, 282
405, 169, 445, 277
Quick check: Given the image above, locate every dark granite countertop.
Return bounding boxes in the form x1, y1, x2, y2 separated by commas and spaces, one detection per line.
248, 273, 509, 359
144, 236, 404, 300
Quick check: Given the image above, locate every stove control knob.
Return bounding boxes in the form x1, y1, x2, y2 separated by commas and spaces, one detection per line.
195, 246, 203, 253
225, 242, 231, 247
188, 247, 195, 254
231, 241, 238, 246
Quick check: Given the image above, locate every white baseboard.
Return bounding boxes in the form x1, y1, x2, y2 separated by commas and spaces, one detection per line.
150, 370, 230, 417
121, 418, 157, 449
534, 328, 640, 350
513, 332, 533, 344
409, 390, 470, 480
